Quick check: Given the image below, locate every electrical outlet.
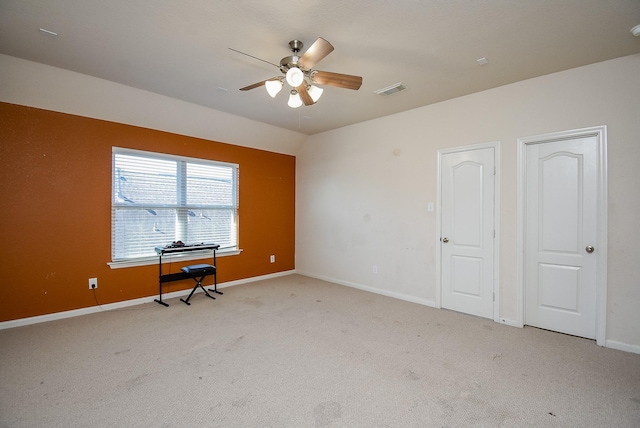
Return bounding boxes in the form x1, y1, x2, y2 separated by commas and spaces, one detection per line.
372, 265, 378, 274
270, 255, 275, 263
88, 277, 98, 289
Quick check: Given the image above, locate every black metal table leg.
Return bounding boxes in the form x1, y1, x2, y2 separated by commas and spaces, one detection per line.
155, 252, 170, 306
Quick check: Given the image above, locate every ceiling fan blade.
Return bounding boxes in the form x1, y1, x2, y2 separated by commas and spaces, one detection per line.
297, 84, 315, 106
239, 77, 280, 91
298, 38, 334, 70
310, 71, 363, 90
229, 48, 281, 68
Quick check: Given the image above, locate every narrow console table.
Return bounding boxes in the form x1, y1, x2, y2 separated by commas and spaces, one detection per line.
154, 243, 221, 307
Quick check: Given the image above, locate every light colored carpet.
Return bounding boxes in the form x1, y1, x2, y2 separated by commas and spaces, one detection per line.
0, 274, 639, 427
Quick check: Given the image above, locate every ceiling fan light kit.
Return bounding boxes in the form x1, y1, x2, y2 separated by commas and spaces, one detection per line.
288, 90, 303, 108
233, 38, 363, 109
308, 85, 324, 103
265, 79, 283, 97
285, 67, 304, 87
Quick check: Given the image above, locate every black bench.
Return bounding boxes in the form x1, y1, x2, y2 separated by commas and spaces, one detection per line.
179, 264, 222, 305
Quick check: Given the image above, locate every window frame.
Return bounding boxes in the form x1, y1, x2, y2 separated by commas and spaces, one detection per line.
108, 147, 241, 269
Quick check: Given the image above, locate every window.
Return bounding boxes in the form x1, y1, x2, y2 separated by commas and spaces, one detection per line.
111, 148, 238, 263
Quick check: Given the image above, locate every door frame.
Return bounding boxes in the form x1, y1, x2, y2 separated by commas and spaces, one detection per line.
516, 126, 608, 345
436, 141, 501, 322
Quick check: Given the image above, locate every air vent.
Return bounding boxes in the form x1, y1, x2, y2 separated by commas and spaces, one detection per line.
374, 83, 407, 97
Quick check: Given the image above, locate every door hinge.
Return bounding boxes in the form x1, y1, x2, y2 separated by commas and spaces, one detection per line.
493, 230, 495, 238
494, 166, 497, 175
493, 292, 495, 302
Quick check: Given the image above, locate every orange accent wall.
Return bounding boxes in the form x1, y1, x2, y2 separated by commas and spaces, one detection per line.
0, 102, 295, 322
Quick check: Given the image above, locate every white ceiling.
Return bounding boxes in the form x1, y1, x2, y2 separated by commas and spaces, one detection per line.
1, 0, 639, 135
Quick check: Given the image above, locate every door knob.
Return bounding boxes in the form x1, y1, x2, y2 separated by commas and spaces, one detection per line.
585, 245, 594, 253
442, 237, 449, 243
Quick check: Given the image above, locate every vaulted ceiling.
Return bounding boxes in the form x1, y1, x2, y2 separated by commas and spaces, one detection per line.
1, 1, 639, 135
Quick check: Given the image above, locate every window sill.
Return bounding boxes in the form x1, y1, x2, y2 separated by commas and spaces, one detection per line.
107, 248, 242, 269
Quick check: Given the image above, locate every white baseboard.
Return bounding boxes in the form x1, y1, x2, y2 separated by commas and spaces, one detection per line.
605, 339, 640, 355
0, 270, 296, 330
498, 318, 522, 328
6, 269, 639, 356
297, 270, 437, 308
216, 269, 296, 288
301, 273, 522, 330
297, 272, 640, 356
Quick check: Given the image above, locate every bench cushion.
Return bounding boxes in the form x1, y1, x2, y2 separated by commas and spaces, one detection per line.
181, 264, 215, 275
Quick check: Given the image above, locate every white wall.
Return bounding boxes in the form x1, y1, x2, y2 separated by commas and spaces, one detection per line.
296, 54, 640, 352
0, 54, 306, 155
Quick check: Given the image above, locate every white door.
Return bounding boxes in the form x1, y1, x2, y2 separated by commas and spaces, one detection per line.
524, 136, 600, 339
441, 147, 495, 319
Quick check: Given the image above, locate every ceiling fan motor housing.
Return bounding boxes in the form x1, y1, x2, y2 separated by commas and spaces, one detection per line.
280, 40, 306, 73
280, 56, 303, 72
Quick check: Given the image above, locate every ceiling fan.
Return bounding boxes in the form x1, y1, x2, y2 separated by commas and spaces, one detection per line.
230, 38, 363, 108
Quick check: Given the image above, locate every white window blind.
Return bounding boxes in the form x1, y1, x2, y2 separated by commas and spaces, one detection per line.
111, 148, 238, 262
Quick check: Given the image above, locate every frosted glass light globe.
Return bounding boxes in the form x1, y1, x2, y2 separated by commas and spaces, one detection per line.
265, 80, 283, 97
286, 67, 304, 87
288, 90, 303, 108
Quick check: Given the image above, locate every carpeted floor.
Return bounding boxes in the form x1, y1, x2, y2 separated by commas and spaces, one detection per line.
1, 274, 639, 427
